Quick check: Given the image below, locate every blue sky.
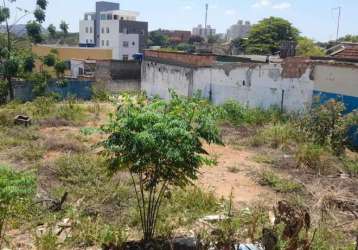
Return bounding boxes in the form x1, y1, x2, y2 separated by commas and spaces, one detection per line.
7, 0, 358, 42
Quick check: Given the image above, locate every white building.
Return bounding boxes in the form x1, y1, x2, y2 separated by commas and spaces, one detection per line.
192, 24, 216, 39
79, 2, 148, 61
226, 20, 251, 41
98, 10, 140, 60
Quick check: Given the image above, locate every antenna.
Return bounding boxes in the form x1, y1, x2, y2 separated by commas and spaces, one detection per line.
332, 6, 341, 41
205, 3, 208, 29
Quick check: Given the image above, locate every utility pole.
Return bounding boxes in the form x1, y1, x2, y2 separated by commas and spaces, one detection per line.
205, 3, 208, 29
332, 6, 341, 41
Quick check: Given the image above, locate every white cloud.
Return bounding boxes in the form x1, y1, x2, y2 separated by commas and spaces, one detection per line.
252, 0, 291, 10
225, 9, 236, 15
272, 2, 291, 10
252, 0, 271, 8
184, 5, 192, 10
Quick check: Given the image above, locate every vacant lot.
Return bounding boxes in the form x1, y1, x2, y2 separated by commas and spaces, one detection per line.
0, 97, 357, 249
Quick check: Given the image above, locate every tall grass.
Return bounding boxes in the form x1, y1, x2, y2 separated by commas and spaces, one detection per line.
219, 101, 284, 126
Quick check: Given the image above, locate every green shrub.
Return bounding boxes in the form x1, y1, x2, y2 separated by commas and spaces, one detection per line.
299, 99, 354, 156
55, 98, 86, 124
295, 143, 324, 171
260, 170, 302, 193
219, 101, 284, 126
257, 123, 298, 149
0, 80, 7, 105
342, 157, 358, 177
0, 165, 36, 247
35, 230, 59, 250
92, 87, 110, 102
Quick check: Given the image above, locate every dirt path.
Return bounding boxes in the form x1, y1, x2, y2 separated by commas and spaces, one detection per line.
198, 144, 280, 208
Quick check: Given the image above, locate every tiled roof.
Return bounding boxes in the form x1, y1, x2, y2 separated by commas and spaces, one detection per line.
333, 44, 358, 59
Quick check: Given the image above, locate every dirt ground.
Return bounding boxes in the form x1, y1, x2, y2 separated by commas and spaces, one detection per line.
198, 143, 280, 207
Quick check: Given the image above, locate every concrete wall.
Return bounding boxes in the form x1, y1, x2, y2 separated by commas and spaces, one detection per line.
312, 63, 358, 112
142, 61, 314, 112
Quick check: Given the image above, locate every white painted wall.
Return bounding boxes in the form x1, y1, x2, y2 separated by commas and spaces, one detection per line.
142, 62, 314, 112
313, 64, 358, 97
117, 34, 139, 60
99, 20, 139, 60
79, 20, 95, 44
194, 63, 314, 111
141, 62, 192, 99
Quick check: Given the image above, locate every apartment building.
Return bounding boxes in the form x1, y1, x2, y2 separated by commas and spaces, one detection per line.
192, 24, 216, 39
79, 1, 148, 60
226, 20, 251, 41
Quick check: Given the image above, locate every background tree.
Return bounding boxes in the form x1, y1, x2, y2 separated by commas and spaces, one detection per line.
245, 17, 300, 55
59, 20, 69, 43
207, 34, 221, 44
230, 37, 247, 55
101, 92, 221, 241
148, 31, 168, 47
296, 37, 325, 57
47, 24, 57, 40
188, 35, 204, 44
0, 0, 48, 100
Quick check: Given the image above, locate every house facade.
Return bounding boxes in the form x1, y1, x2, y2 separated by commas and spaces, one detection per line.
79, 1, 148, 60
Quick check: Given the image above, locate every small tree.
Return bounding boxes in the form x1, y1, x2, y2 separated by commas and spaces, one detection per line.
59, 21, 69, 43
47, 24, 57, 40
296, 37, 325, 57
0, 0, 48, 100
0, 165, 35, 247
101, 92, 221, 241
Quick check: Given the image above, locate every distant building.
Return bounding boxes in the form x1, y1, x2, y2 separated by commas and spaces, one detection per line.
226, 20, 251, 41
155, 29, 191, 44
79, 1, 148, 60
192, 24, 216, 39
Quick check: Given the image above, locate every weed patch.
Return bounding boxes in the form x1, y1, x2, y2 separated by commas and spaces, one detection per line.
260, 170, 303, 193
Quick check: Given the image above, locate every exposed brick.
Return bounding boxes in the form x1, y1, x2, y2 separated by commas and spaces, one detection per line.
144, 50, 215, 67
281, 57, 312, 78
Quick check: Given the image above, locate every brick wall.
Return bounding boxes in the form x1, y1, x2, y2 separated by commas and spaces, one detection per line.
144, 50, 215, 67
281, 57, 312, 78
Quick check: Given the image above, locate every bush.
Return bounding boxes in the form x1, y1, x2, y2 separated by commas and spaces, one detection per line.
295, 143, 325, 171
260, 170, 302, 193
299, 99, 354, 156
256, 123, 298, 149
219, 101, 283, 126
0, 80, 7, 104
0, 165, 36, 247
55, 98, 86, 124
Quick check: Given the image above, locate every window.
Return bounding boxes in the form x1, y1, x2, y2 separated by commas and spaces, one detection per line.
123, 41, 129, 47
132, 41, 135, 46
86, 39, 88, 43
107, 14, 112, 20
123, 55, 129, 61
90, 39, 92, 43
101, 40, 104, 46
101, 27, 104, 34
100, 14, 106, 20
90, 27, 93, 33
123, 28, 128, 34
106, 27, 110, 33
85, 27, 88, 33
106, 40, 109, 46
113, 15, 118, 20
